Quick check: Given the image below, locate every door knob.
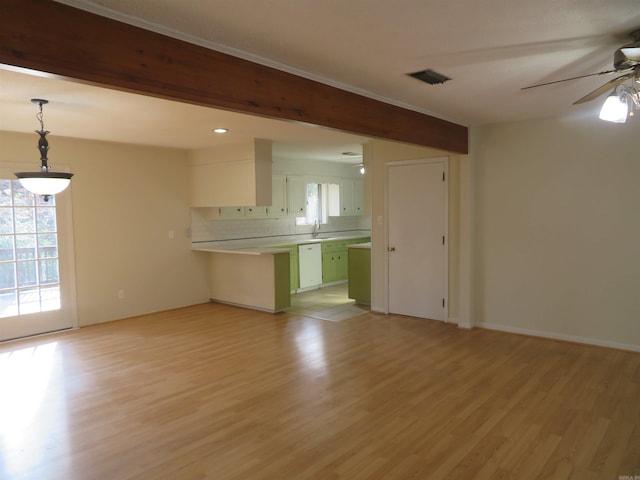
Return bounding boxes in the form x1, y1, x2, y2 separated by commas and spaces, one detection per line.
388, 246, 396, 252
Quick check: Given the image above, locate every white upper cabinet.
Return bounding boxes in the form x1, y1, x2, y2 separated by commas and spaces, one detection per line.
340, 178, 363, 216
270, 175, 288, 217
286, 176, 306, 217
353, 179, 364, 215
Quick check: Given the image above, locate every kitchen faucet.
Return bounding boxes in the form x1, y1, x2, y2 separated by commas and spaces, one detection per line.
312, 218, 320, 238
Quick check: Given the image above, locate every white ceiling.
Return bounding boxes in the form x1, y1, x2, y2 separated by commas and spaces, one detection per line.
2, 0, 640, 157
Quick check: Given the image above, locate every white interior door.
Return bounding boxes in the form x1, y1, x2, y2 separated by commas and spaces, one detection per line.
387, 160, 447, 320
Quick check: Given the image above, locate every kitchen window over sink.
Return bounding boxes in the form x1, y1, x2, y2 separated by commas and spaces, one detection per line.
296, 182, 340, 226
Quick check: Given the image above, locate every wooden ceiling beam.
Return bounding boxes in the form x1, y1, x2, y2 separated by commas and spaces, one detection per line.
0, 0, 468, 154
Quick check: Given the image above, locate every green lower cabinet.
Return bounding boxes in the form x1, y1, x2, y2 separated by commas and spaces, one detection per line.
290, 250, 299, 292
276, 237, 370, 291
273, 252, 292, 310
348, 246, 371, 304
322, 252, 337, 283
274, 245, 299, 292
336, 250, 348, 280
321, 241, 348, 284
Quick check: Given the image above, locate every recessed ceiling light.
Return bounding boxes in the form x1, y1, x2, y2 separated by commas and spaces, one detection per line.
212, 128, 228, 134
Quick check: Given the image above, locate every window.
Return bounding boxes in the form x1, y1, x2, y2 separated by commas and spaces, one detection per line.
304, 183, 321, 225
0, 179, 61, 318
297, 182, 340, 225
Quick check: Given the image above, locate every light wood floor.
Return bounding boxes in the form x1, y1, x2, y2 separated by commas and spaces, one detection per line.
286, 283, 369, 321
1, 303, 639, 480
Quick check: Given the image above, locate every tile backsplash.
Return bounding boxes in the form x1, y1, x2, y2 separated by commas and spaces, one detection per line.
190, 209, 371, 243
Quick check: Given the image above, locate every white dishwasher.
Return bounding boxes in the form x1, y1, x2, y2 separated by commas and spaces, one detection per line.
298, 243, 322, 290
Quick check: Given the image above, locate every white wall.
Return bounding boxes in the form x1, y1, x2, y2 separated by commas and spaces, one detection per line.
471, 115, 640, 350
0, 131, 210, 327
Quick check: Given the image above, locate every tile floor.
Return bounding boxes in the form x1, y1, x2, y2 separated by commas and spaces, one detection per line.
285, 282, 369, 321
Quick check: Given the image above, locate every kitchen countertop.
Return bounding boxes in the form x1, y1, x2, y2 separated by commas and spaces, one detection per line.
348, 242, 371, 249
192, 231, 371, 256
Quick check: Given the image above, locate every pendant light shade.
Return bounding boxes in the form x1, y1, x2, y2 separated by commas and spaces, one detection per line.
14, 172, 73, 195
14, 99, 73, 200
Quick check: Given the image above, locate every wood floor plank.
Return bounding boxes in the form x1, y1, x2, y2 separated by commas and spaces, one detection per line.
0, 303, 639, 479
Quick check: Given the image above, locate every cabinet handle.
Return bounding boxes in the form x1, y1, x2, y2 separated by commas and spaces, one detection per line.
388, 246, 396, 252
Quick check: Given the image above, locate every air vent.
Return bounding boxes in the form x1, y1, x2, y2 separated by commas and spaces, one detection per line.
407, 69, 451, 85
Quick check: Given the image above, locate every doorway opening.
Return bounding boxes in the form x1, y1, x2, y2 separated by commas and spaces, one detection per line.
286, 284, 368, 322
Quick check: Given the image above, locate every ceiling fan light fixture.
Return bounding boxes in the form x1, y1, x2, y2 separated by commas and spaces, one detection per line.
621, 46, 640, 62
599, 93, 628, 123
599, 83, 640, 123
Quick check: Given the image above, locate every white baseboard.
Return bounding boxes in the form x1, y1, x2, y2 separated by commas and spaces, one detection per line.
476, 322, 640, 353
445, 316, 472, 329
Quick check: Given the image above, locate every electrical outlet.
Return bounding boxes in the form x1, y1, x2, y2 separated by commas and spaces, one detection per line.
168, 230, 175, 239
118, 289, 125, 300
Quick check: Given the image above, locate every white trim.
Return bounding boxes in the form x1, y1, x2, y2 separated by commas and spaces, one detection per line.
448, 316, 473, 329
0, 166, 78, 340
477, 322, 640, 353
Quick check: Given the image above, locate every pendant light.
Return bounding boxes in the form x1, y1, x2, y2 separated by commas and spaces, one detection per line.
15, 99, 73, 201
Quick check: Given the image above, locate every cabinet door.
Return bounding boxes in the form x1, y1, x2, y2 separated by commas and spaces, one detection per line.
340, 179, 355, 215
287, 176, 306, 217
322, 252, 337, 284
348, 248, 371, 303
244, 206, 268, 218
336, 249, 348, 281
219, 206, 244, 218
270, 175, 287, 217
353, 179, 364, 215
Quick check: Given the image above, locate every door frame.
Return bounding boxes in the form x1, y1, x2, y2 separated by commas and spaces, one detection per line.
0, 162, 79, 341
384, 157, 449, 319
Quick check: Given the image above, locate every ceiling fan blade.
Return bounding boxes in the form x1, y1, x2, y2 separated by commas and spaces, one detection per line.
521, 70, 620, 90
572, 72, 635, 104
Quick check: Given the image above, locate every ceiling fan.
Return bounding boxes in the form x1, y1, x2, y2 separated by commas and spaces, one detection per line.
522, 28, 640, 106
